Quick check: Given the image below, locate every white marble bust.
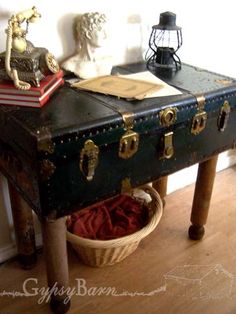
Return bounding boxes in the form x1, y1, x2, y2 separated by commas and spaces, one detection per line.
62, 12, 112, 79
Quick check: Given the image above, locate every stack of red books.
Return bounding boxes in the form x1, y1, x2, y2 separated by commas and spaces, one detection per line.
0, 70, 64, 107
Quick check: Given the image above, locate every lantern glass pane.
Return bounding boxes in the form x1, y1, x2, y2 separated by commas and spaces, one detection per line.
152, 30, 180, 50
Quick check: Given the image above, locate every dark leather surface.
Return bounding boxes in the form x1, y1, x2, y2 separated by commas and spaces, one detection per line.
1, 63, 235, 142
115, 62, 236, 94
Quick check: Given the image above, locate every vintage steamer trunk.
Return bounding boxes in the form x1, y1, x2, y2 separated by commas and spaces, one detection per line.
0, 62, 236, 221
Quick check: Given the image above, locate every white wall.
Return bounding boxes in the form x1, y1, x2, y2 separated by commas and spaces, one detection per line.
0, 0, 236, 262
0, 0, 236, 77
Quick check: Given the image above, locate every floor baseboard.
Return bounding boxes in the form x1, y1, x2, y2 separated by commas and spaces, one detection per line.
0, 233, 42, 264
167, 149, 236, 194
0, 243, 17, 264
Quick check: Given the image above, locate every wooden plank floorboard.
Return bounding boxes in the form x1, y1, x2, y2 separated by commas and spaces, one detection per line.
0, 165, 236, 314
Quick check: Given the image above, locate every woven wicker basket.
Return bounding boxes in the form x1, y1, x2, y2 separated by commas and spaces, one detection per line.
66, 184, 163, 267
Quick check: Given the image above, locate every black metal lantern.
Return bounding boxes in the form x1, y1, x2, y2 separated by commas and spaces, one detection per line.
146, 11, 183, 74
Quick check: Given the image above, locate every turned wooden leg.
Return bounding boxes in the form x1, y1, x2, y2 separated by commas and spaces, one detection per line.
152, 176, 168, 206
8, 181, 37, 269
189, 155, 218, 240
41, 217, 70, 314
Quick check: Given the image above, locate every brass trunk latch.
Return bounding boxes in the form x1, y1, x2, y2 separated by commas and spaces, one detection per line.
119, 130, 139, 159
191, 111, 207, 135
119, 112, 139, 159
80, 140, 99, 181
161, 132, 174, 159
218, 100, 231, 132
191, 94, 207, 135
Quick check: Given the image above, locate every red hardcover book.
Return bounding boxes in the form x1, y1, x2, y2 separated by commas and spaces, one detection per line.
0, 77, 64, 107
0, 70, 64, 96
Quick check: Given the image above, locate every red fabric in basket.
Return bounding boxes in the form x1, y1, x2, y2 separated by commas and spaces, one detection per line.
67, 195, 149, 240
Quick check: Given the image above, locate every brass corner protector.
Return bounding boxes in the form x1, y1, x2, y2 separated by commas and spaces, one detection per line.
37, 126, 54, 154
40, 159, 56, 181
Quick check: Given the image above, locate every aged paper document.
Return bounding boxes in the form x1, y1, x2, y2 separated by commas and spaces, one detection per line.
72, 71, 181, 100
121, 71, 182, 97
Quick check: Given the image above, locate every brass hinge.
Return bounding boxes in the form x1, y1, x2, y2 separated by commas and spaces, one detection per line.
121, 111, 134, 130
119, 111, 139, 159
79, 140, 99, 181
195, 94, 206, 111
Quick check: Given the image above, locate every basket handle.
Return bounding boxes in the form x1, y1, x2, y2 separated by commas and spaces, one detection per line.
139, 184, 163, 228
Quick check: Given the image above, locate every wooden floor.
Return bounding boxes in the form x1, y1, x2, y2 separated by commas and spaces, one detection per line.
0, 166, 236, 314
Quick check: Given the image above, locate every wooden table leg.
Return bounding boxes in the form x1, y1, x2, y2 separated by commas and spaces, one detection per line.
189, 155, 218, 240
8, 181, 37, 269
41, 217, 71, 314
152, 176, 168, 206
